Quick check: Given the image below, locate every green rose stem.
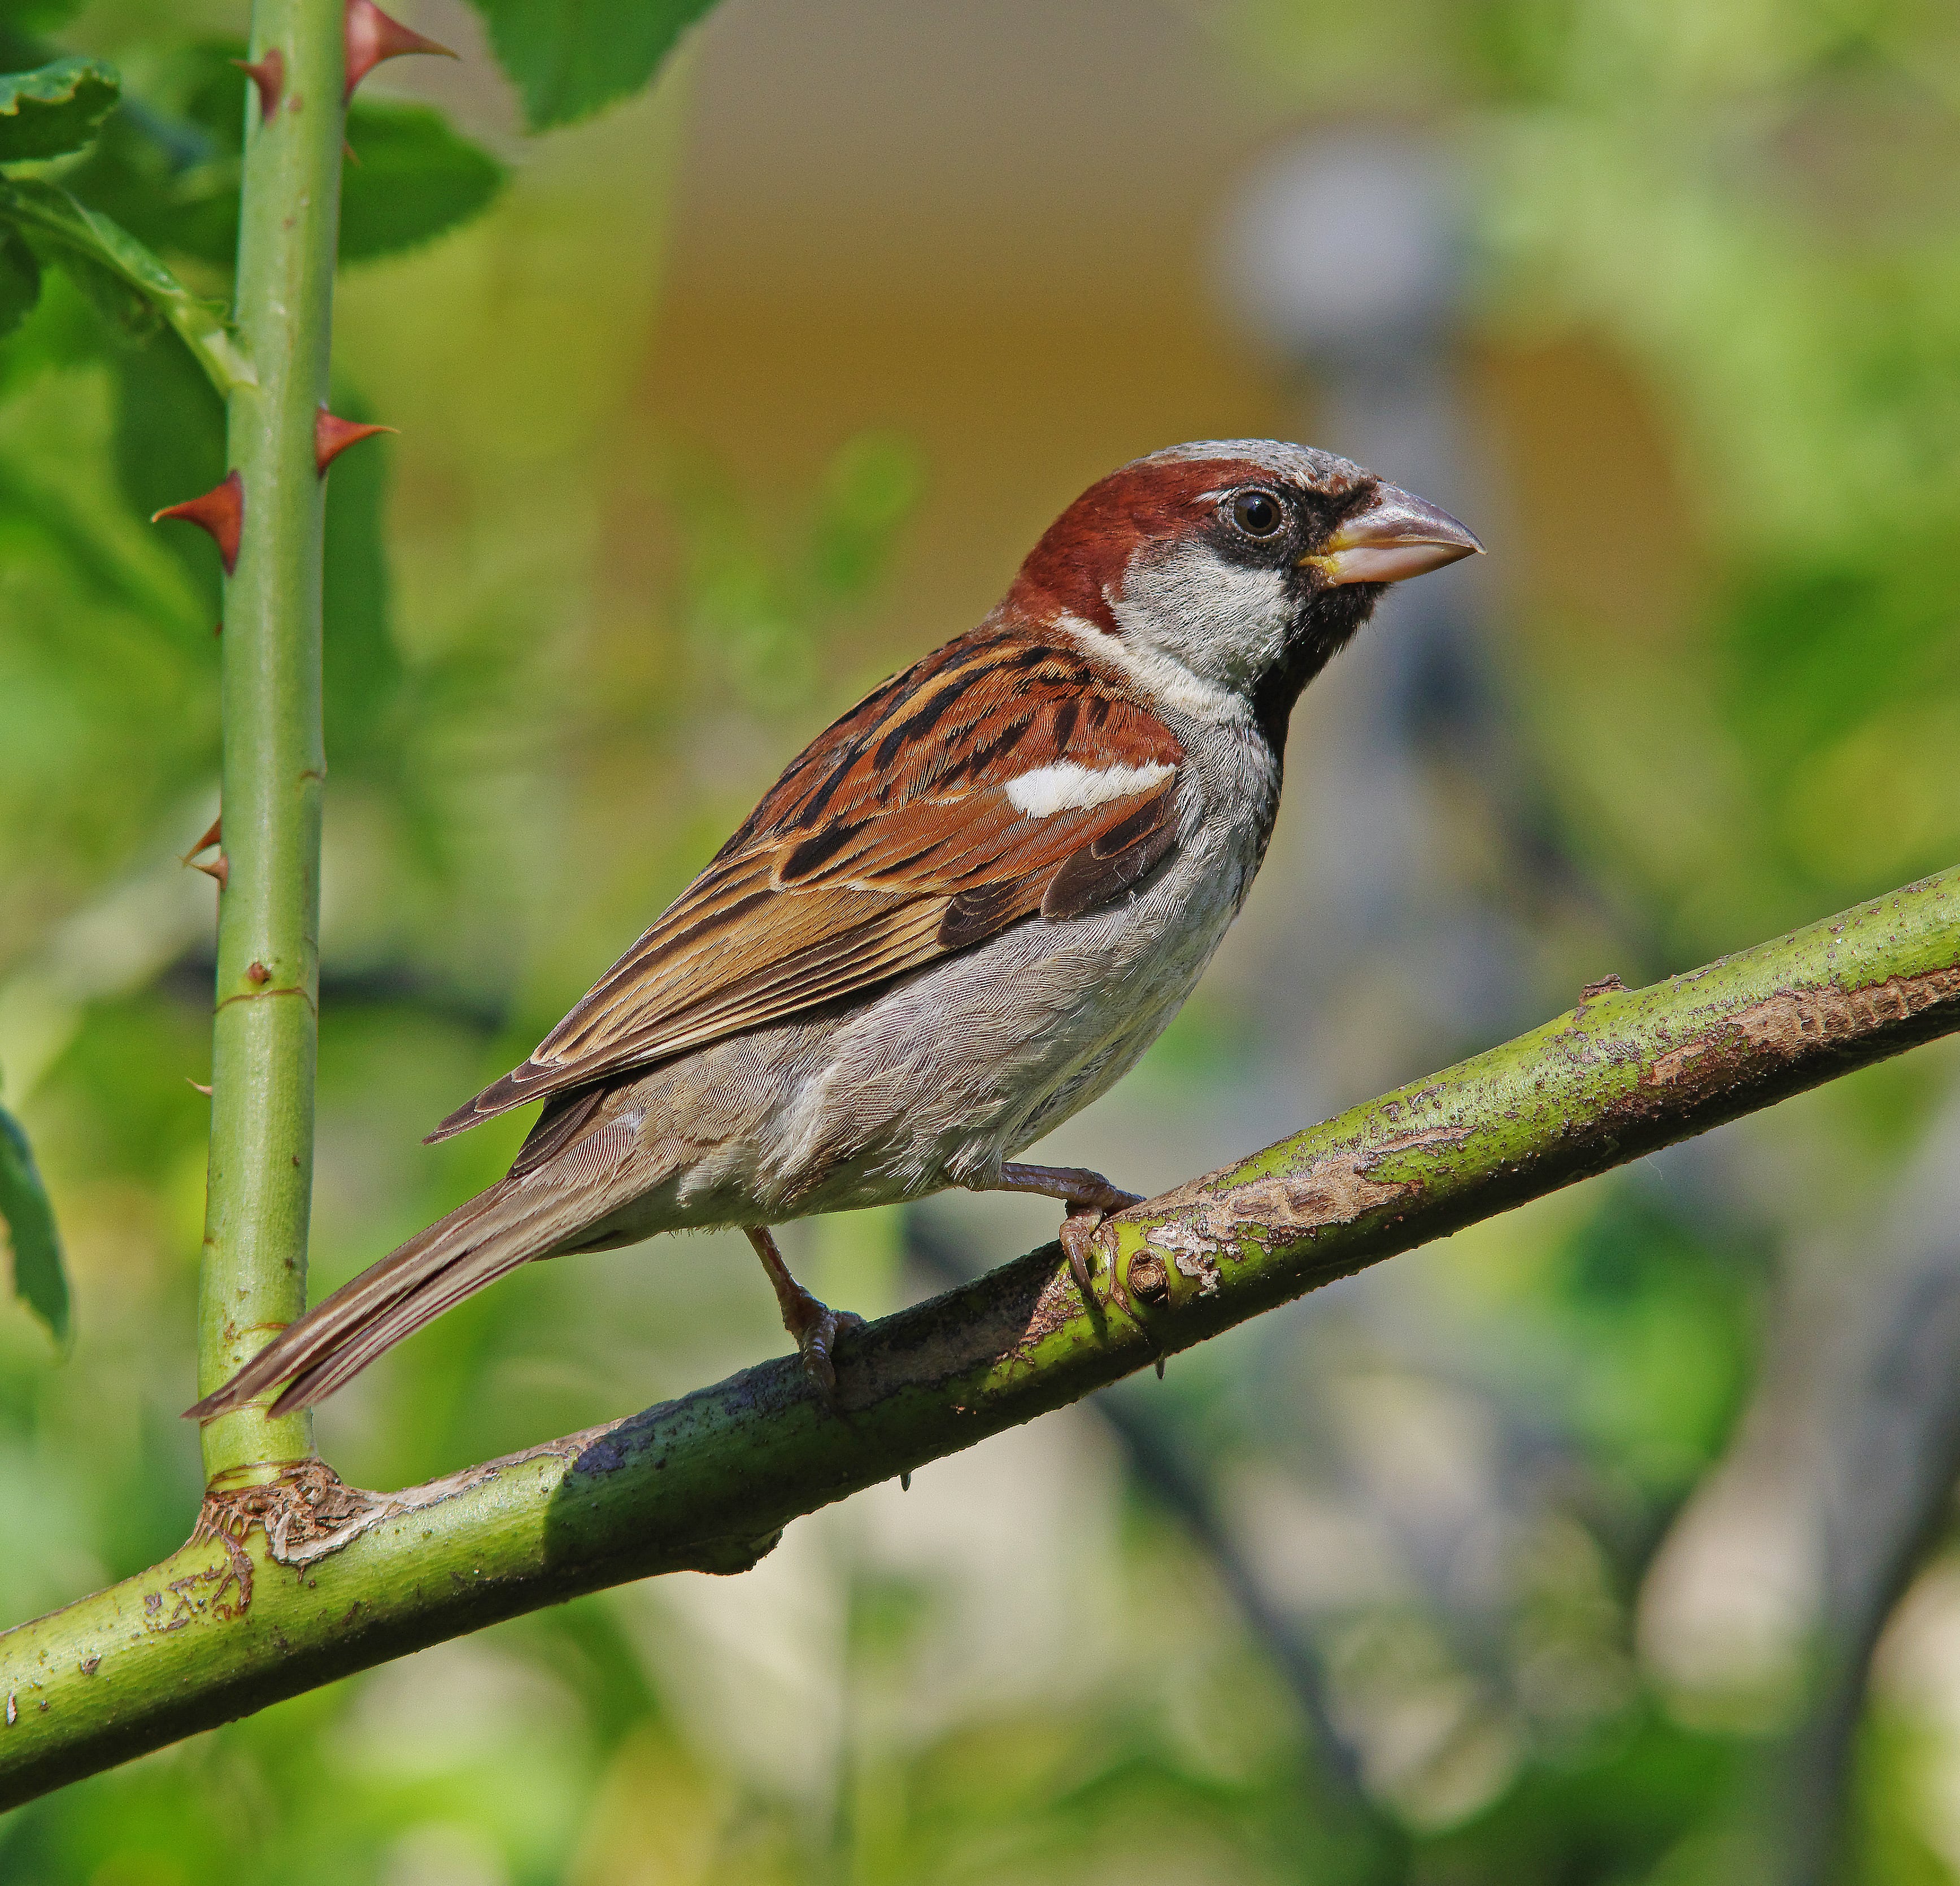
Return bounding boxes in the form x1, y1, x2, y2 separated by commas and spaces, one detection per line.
194, 0, 347, 1486
3, 866, 1956, 1806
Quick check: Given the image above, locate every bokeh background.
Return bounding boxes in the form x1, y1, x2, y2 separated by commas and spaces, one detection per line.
5, 0, 1960, 1879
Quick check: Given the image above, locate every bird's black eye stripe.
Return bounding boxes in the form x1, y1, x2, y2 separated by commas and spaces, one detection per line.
1230, 488, 1284, 538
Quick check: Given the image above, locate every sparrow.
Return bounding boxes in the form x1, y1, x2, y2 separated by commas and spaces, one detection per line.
189, 440, 1479, 1422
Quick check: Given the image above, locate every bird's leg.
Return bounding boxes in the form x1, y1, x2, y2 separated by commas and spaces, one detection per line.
745, 1225, 863, 1404
978, 1162, 1144, 1309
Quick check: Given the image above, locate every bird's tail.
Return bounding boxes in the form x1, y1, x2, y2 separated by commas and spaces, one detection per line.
184, 1178, 560, 1422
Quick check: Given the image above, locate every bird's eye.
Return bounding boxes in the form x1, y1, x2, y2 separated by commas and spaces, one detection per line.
1230, 489, 1284, 538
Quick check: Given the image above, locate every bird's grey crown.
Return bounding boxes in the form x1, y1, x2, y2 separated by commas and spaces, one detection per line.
1126, 438, 1367, 491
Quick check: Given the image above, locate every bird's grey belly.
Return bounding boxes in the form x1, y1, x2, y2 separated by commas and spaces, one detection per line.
763, 877, 1230, 1212
577, 812, 1261, 1241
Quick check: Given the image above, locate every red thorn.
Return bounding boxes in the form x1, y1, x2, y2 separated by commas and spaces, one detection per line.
343, 137, 360, 164
231, 47, 285, 119
315, 407, 395, 474
246, 961, 271, 985
153, 471, 244, 576
344, 0, 456, 96
182, 814, 222, 865
194, 853, 230, 890
187, 1078, 213, 1097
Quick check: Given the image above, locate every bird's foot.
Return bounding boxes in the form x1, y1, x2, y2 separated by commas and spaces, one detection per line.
974, 1163, 1144, 1313
1060, 1206, 1116, 1311
744, 1225, 863, 1408
791, 1297, 866, 1401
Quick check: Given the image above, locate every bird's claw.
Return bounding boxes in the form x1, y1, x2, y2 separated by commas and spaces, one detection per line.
1060, 1190, 1139, 1313
1060, 1210, 1103, 1308
796, 1303, 865, 1405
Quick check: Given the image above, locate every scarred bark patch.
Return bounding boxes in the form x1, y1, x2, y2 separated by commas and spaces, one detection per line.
1142, 1123, 1468, 1261
175, 1437, 595, 1621
1643, 968, 1960, 1091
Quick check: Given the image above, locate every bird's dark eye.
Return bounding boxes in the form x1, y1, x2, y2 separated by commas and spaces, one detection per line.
1231, 489, 1284, 538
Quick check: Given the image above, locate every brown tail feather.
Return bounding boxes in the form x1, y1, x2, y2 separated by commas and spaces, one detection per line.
183, 1178, 548, 1421
265, 1224, 540, 1414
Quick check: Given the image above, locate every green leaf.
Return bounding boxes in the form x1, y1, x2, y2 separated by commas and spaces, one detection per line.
467, 0, 718, 132
0, 54, 119, 163
0, 223, 37, 335
0, 176, 250, 391
67, 86, 504, 270
50, 38, 242, 267
341, 99, 506, 262
0, 1093, 69, 1349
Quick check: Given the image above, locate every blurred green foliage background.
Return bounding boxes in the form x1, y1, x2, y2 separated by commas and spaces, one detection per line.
3, 0, 1960, 1880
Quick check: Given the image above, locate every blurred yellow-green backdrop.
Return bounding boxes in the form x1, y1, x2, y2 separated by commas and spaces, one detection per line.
4, 0, 1960, 1880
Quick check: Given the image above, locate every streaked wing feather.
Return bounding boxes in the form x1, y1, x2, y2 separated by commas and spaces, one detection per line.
429, 630, 1185, 1140
590, 895, 951, 1060
1041, 786, 1182, 920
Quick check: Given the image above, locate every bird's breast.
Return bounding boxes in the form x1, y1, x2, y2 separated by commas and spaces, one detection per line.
751, 720, 1282, 1206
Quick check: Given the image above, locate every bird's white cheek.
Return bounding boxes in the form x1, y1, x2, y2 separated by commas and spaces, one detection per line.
1110, 545, 1293, 697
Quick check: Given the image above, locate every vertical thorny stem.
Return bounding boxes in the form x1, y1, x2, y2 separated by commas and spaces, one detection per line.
196, 0, 346, 1484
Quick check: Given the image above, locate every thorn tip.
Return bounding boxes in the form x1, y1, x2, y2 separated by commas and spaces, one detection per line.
344, 0, 456, 97
153, 471, 244, 576
231, 48, 285, 119
181, 814, 222, 866
315, 407, 395, 474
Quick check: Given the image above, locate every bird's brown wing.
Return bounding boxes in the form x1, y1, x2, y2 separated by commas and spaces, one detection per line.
428, 628, 1184, 1140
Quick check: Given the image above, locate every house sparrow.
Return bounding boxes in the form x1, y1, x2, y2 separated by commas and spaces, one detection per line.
188, 440, 1478, 1421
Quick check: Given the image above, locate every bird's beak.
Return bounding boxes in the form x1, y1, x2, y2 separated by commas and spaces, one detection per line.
1300, 483, 1483, 586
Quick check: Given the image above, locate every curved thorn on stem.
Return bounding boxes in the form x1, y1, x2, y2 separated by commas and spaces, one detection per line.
181, 815, 223, 866
315, 408, 395, 474
153, 472, 244, 576
343, 0, 456, 97
231, 49, 285, 120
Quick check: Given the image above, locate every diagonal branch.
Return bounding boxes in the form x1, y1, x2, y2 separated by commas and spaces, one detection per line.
2, 866, 1957, 1807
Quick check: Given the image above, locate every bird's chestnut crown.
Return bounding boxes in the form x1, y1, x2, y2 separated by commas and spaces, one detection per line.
1003, 438, 1480, 742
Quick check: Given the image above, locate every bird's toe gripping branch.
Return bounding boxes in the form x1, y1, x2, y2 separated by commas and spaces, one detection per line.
1059, 1208, 1113, 1314
744, 1226, 866, 1409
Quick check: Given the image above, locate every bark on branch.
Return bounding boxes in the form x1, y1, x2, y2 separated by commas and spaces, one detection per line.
3, 866, 1958, 1808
